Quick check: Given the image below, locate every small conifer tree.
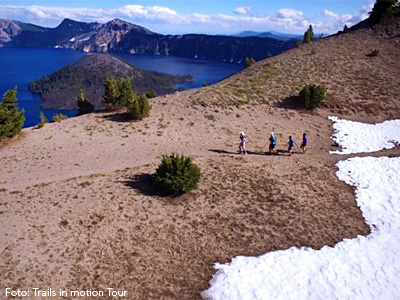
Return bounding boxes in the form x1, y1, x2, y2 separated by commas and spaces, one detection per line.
0, 87, 25, 140
77, 88, 94, 115
139, 93, 151, 119
103, 76, 120, 108
302, 25, 315, 44
118, 78, 135, 107
298, 84, 325, 109
153, 154, 201, 196
37, 111, 48, 128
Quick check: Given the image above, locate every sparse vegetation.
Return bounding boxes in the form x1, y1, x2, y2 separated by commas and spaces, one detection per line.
37, 112, 48, 128
52, 113, 68, 122
244, 57, 256, 67
77, 88, 94, 115
153, 153, 201, 196
302, 25, 315, 44
367, 49, 380, 57
298, 84, 326, 109
294, 39, 301, 48
205, 114, 216, 121
145, 90, 157, 99
0, 87, 25, 140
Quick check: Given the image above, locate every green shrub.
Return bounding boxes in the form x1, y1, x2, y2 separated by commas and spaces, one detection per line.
77, 88, 94, 115
37, 111, 48, 128
294, 39, 301, 48
298, 84, 325, 109
145, 90, 157, 99
244, 57, 256, 67
153, 154, 201, 196
52, 113, 68, 122
0, 87, 25, 140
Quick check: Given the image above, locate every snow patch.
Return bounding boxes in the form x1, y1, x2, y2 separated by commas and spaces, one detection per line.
69, 37, 76, 42
329, 116, 400, 154
78, 37, 91, 42
202, 117, 400, 300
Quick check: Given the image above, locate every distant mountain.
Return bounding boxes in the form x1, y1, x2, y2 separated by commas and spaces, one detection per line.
29, 54, 192, 110
0, 18, 295, 62
235, 30, 303, 41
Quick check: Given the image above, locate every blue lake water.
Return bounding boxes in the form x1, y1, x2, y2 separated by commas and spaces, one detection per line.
0, 48, 243, 128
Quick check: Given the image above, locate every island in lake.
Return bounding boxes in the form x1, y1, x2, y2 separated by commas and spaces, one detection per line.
29, 54, 193, 110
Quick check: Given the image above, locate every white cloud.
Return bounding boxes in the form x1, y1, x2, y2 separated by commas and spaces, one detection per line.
0, 1, 376, 35
275, 8, 304, 21
233, 6, 251, 15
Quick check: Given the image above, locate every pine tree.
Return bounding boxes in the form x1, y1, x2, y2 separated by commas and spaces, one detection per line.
103, 76, 119, 108
302, 25, 315, 44
343, 24, 349, 33
369, 0, 400, 23
139, 93, 151, 119
77, 88, 94, 115
0, 87, 25, 140
118, 78, 136, 107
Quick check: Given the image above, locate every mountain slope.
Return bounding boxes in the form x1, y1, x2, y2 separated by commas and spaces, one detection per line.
0, 18, 294, 62
29, 54, 192, 109
1, 14, 400, 300
191, 15, 400, 119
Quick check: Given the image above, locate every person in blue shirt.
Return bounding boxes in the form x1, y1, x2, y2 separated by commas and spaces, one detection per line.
288, 135, 295, 156
268, 132, 277, 154
300, 132, 308, 154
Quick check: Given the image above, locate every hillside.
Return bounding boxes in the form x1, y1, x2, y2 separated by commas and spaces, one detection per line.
1, 15, 400, 300
0, 18, 294, 62
29, 54, 192, 109
189, 16, 400, 120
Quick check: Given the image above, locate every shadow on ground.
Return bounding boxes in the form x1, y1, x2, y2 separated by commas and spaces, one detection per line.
122, 173, 169, 197
102, 112, 134, 123
209, 149, 305, 156
277, 96, 306, 110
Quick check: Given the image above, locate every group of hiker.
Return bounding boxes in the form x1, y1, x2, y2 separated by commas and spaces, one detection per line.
239, 131, 308, 156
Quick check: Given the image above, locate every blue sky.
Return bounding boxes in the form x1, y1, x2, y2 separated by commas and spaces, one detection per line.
0, 0, 375, 34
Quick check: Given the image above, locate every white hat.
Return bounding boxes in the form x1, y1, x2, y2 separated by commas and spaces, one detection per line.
240, 131, 245, 135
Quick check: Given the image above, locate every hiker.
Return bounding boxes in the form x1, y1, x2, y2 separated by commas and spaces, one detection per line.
239, 131, 248, 155
300, 132, 308, 154
288, 135, 295, 156
268, 132, 277, 154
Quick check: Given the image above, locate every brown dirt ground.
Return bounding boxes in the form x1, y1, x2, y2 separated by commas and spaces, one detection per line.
1, 16, 400, 300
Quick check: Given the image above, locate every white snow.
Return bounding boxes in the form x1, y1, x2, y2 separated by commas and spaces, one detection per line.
202, 117, 400, 300
78, 37, 91, 42
329, 116, 400, 154
69, 37, 76, 42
